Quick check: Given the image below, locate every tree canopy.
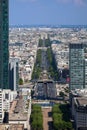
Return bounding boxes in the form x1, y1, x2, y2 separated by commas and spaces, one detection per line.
52, 104, 73, 130
30, 104, 43, 130
19, 78, 23, 85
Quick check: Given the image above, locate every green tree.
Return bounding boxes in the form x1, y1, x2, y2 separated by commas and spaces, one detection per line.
19, 78, 23, 85
32, 49, 42, 80
52, 104, 73, 130
59, 91, 65, 97
31, 104, 43, 130
38, 39, 43, 47
47, 47, 59, 80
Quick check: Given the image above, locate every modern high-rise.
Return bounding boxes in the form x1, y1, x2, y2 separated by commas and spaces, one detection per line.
0, 0, 9, 89
69, 43, 85, 90
9, 58, 19, 91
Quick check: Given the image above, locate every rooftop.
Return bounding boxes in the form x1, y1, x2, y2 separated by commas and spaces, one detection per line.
0, 124, 24, 130
71, 89, 87, 97
9, 113, 27, 121
9, 96, 27, 121
76, 97, 87, 106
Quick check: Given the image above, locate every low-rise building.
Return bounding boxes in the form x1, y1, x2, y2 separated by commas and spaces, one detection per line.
0, 89, 17, 123
9, 95, 31, 129
0, 124, 24, 130
3, 89, 17, 112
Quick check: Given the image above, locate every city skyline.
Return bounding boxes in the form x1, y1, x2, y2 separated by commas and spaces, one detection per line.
9, 0, 87, 25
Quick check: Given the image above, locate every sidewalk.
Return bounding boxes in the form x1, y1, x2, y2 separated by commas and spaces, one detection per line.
42, 108, 53, 130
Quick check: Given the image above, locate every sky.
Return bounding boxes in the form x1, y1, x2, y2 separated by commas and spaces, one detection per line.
9, 0, 87, 25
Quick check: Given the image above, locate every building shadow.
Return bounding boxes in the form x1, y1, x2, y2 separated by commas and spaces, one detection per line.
48, 111, 52, 117
48, 121, 53, 130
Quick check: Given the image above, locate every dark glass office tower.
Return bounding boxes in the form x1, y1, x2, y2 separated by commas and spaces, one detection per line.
69, 43, 84, 90
0, 0, 9, 89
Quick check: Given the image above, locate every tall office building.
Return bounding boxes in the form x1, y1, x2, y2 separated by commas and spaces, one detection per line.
69, 43, 85, 90
0, 0, 9, 89
9, 58, 19, 91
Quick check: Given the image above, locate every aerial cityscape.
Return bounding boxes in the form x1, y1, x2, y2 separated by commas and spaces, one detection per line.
0, 0, 87, 130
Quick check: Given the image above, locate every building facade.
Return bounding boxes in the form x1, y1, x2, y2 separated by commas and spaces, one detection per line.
0, 0, 9, 89
2, 89, 17, 112
0, 89, 17, 123
84, 59, 87, 88
72, 97, 87, 130
0, 90, 3, 123
9, 58, 19, 91
69, 43, 85, 90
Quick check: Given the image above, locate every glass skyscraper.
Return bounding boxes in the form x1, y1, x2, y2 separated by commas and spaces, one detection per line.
0, 0, 9, 89
69, 43, 85, 90
9, 58, 19, 91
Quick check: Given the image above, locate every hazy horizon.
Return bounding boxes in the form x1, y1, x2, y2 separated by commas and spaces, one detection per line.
9, 0, 87, 25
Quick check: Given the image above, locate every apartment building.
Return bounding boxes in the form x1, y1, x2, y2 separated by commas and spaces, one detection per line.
0, 89, 17, 123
